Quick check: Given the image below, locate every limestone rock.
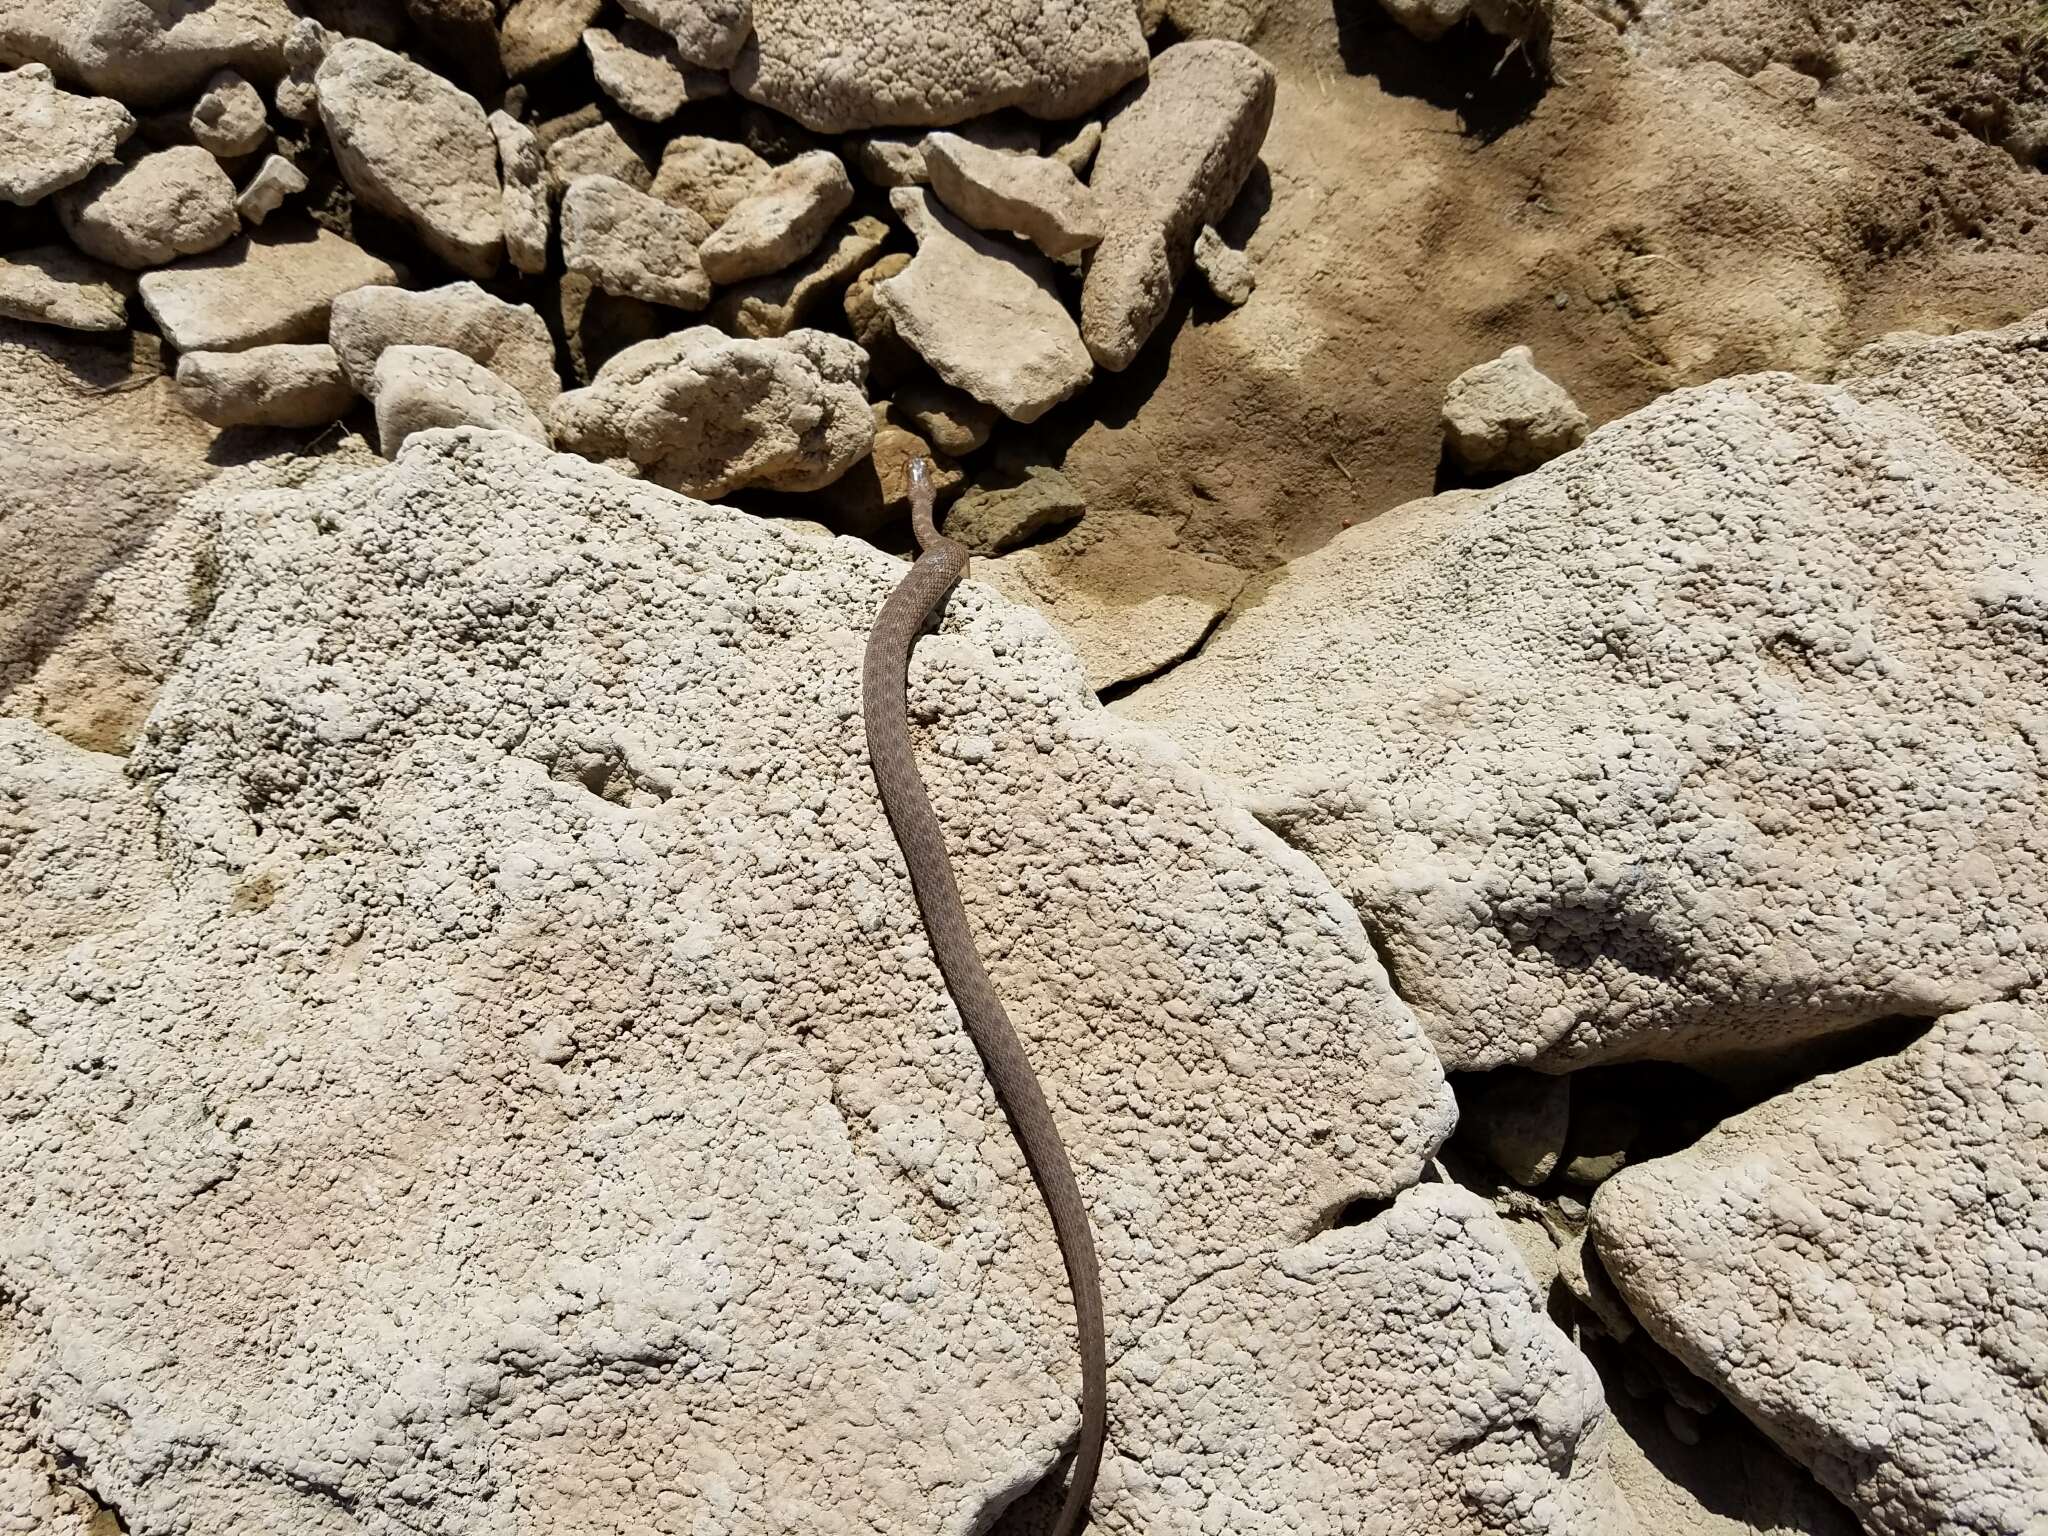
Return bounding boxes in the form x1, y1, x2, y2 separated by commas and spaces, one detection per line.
893, 376, 996, 457
877, 187, 1092, 423
273, 15, 325, 121
1192, 222, 1252, 305
809, 402, 962, 538
944, 463, 1084, 553
732, 0, 1148, 133
850, 115, 1041, 187
1443, 345, 1588, 476
0, 243, 130, 330
328, 281, 560, 415
561, 174, 712, 311
923, 131, 1104, 259
618, 0, 750, 69
369, 343, 549, 453
708, 213, 888, 339
187, 68, 266, 157
650, 133, 768, 228
1050, 118, 1102, 177
1591, 999, 2048, 1536
584, 23, 726, 122
232, 151, 303, 223
544, 118, 652, 194
0, 63, 133, 203
59, 144, 239, 268
139, 223, 398, 352
488, 110, 548, 275
842, 249, 917, 392
1381, 0, 1553, 52
0, 425, 1455, 1534
1379, 0, 1468, 41
315, 36, 501, 278
698, 149, 852, 285
1117, 316, 2048, 1069
550, 326, 873, 496
0, 0, 293, 107
498, 0, 603, 77
175, 342, 353, 428
1082, 40, 1275, 371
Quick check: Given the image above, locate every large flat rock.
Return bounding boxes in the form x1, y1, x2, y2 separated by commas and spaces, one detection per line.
1119, 316, 2048, 1071
0, 0, 292, 105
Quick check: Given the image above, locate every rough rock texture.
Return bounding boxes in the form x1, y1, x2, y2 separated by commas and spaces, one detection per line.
1192, 222, 1251, 306
1592, 1000, 2048, 1536
945, 463, 1084, 554
650, 133, 767, 227
708, 213, 887, 339
316, 36, 502, 278
618, 0, 749, 69
329, 282, 561, 415
561, 174, 713, 310
175, 343, 354, 428
0, 243, 130, 330
922, 131, 1104, 259
732, 0, 1149, 132
878, 187, 1091, 422
550, 326, 873, 496
488, 110, 548, 274
699, 149, 852, 285
894, 376, 996, 457
188, 67, 266, 157
1380, 0, 1472, 42
1443, 344, 1589, 477
0, 426, 1462, 1535
585, 21, 724, 119
854, 115, 1042, 187
0, 62, 133, 204
1082, 41, 1275, 371
272, 14, 324, 122
0, 0, 293, 106
544, 118, 653, 193
498, 0, 603, 77
1119, 316, 2048, 1070
139, 224, 397, 352
59, 145, 239, 269
233, 152, 305, 224
369, 344, 549, 452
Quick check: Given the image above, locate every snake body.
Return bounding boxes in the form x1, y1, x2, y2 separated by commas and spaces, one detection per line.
861, 459, 1108, 1534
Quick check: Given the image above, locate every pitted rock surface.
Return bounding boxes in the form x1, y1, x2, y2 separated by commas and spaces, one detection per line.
1119, 316, 2048, 1070
0, 243, 130, 330
1591, 999, 2048, 1536
330, 282, 562, 415
139, 224, 397, 353
0, 0, 293, 106
0, 427, 1454, 1536
58, 144, 239, 269
616, 0, 750, 70
176, 342, 354, 428
0, 62, 133, 204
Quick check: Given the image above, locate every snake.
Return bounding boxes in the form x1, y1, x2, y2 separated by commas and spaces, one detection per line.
861, 457, 1109, 1535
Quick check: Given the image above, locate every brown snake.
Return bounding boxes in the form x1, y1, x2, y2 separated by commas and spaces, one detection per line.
861, 458, 1108, 1534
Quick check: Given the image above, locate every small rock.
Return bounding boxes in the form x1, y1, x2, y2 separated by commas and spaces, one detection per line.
1441, 344, 1588, 476
0, 65, 135, 205
1561, 1090, 1638, 1187
1193, 223, 1254, 306
1752, 61, 1822, 109
549, 326, 872, 497
316, 37, 502, 278
943, 463, 1084, 553
811, 402, 963, 538
138, 224, 398, 351
328, 281, 561, 414
545, 119, 653, 194
737, 103, 825, 164
488, 111, 548, 274
174, 343, 354, 427
850, 115, 1041, 188
187, 69, 267, 158
584, 23, 726, 122
1083, 40, 1275, 370
561, 175, 712, 311
1456, 1068, 1569, 1188
0, 244, 132, 330
275, 17, 326, 122
877, 186, 1092, 423
1382, 0, 1552, 52
1379, 0, 1468, 41
892, 376, 996, 457
923, 131, 1104, 259
651, 134, 769, 228
842, 251, 918, 394
699, 149, 852, 285
233, 153, 306, 224
709, 214, 888, 339
498, 0, 604, 78
369, 343, 549, 454
1049, 119, 1102, 177
617, 0, 751, 70
59, 146, 240, 269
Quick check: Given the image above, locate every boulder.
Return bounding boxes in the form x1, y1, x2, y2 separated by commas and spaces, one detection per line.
850, 115, 1041, 187
0, 243, 131, 330
1116, 316, 2048, 1070
0, 426, 1463, 1534
0, 63, 133, 204
560, 174, 713, 311
1442, 345, 1588, 477
892, 376, 996, 457
922, 131, 1104, 259
1591, 999, 2048, 1536
650, 133, 768, 228
1192, 222, 1252, 305
1082, 40, 1275, 371
0, 0, 292, 107
187, 67, 266, 157
232, 151, 303, 223
943, 463, 1084, 553
328, 281, 561, 415
876, 187, 1091, 423
174, 343, 354, 428
707, 213, 888, 339
497, 0, 603, 77
487, 110, 548, 275
732, 0, 1148, 132
59, 144, 239, 268
617, 0, 750, 69
138, 223, 397, 352
698, 148, 852, 285
544, 118, 653, 194
549, 325, 872, 496
315, 36, 501, 278
368, 344, 549, 453
585, 21, 726, 119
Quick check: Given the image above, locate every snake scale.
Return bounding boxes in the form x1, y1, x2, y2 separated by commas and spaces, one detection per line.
861, 457, 1108, 1534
